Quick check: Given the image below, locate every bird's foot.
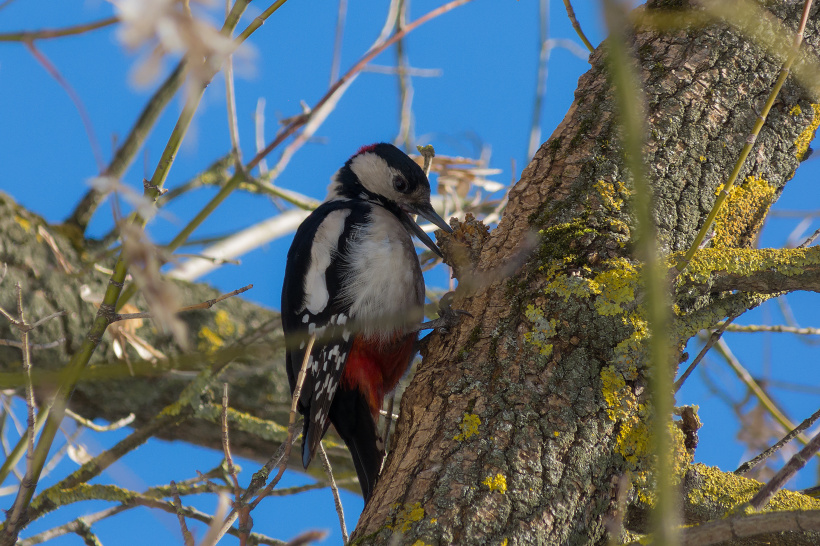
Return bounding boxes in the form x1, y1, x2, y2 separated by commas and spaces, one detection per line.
417, 292, 472, 335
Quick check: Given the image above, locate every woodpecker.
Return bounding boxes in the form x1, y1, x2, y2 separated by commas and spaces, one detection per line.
281, 143, 451, 502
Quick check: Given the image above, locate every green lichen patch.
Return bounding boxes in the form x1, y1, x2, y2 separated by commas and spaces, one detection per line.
523, 305, 556, 357
534, 220, 595, 264
601, 364, 693, 506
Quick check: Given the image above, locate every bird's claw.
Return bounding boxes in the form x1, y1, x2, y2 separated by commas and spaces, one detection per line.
419, 291, 471, 334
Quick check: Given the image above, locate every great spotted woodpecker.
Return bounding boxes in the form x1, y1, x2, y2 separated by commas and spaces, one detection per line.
281, 143, 451, 502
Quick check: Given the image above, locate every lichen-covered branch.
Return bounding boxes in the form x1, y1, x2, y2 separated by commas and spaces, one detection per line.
680, 246, 820, 295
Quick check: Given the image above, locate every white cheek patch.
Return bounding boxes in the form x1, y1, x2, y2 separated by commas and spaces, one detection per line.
349, 153, 402, 200
303, 209, 351, 314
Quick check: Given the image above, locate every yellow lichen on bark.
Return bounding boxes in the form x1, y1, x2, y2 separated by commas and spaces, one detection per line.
687, 463, 820, 513
793, 103, 820, 159
391, 503, 426, 533
482, 473, 508, 494
683, 246, 817, 287
712, 175, 776, 248
454, 413, 481, 441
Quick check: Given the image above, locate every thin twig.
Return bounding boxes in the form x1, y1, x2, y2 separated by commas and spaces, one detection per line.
67, 61, 187, 231
221, 383, 244, 539
200, 493, 232, 546
29, 311, 68, 330
255, 98, 270, 176
111, 284, 253, 322
0, 407, 48, 486
529, 0, 551, 159
800, 225, 820, 247
171, 481, 195, 546
749, 428, 820, 510
0, 17, 118, 42
0, 339, 64, 350
64, 408, 135, 432
674, 316, 737, 392
20, 492, 284, 546
246, 0, 475, 172
251, 333, 315, 506
720, 322, 820, 336
736, 406, 820, 475
212, 334, 316, 543
330, 0, 348, 85
318, 442, 348, 544
562, 0, 594, 53
225, 0, 242, 165
363, 65, 442, 77
25, 42, 104, 171
715, 338, 818, 454
395, 0, 414, 149
5, 284, 41, 535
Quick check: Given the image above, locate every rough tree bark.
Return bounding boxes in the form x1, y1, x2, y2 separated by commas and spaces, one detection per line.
352, 0, 820, 544
1, 0, 820, 544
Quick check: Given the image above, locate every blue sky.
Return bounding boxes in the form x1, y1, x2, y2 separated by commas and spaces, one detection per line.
1, 0, 819, 543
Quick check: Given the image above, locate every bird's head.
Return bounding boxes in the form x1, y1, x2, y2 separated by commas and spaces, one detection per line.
329, 143, 452, 257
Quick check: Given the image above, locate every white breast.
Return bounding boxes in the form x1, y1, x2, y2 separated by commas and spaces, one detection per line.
340, 205, 424, 338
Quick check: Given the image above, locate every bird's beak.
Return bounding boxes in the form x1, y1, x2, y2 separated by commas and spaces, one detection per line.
401, 203, 452, 258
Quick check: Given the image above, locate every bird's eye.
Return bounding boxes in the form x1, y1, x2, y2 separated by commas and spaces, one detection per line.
393, 176, 410, 194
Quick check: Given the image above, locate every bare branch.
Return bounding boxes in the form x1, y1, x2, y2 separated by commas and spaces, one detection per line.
721, 323, 820, 336
736, 406, 820, 476
0, 17, 118, 42
679, 510, 820, 546
111, 284, 253, 322
64, 409, 135, 432
171, 481, 195, 546
749, 428, 820, 510
330, 0, 348, 85
213, 334, 316, 543
318, 443, 348, 544
562, 0, 594, 53
674, 316, 737, 392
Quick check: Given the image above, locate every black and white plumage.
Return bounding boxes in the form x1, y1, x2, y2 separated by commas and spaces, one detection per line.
281, 143, 451, 502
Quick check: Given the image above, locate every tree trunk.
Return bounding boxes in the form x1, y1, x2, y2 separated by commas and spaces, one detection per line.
2, 0, 820, 544
354, 1, 820, 544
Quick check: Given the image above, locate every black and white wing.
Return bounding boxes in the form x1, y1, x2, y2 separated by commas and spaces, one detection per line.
281, 200, 362, 467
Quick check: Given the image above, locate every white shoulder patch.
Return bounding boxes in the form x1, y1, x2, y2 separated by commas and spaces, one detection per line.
303, 209, 351, 314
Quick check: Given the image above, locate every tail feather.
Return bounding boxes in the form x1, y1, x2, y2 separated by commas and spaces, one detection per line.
329, 388, 385, 503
